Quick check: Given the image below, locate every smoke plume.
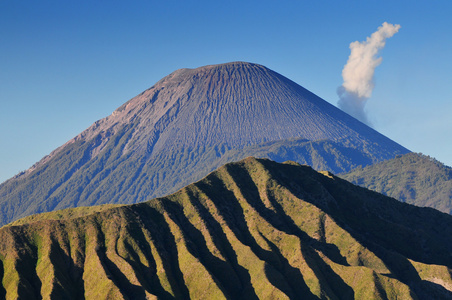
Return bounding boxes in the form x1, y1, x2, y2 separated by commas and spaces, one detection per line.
338, 22, 400, 126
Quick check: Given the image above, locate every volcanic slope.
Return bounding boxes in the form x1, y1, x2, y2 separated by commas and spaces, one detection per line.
0, 62, 409, 225
341, 152, 452, 213
1, 158, 452, 299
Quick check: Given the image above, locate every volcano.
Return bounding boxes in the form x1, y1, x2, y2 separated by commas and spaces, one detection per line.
0, 62, 408, 225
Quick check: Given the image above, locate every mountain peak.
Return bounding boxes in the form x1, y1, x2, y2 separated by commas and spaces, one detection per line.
33, 61, 408, 162
0, 62, 409, 225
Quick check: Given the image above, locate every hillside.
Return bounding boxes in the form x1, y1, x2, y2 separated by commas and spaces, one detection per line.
340, 152, 452, 213
1, 158, 451, 299
0, 62, 409, 226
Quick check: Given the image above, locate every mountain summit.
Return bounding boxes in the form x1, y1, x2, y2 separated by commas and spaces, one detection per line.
56, 62, 405, 157
0, 62, 408, 225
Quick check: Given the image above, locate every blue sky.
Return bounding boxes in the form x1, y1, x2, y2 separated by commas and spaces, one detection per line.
1, 0, 451, 182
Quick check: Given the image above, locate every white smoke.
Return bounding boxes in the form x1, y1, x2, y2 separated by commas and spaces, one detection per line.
338, 22, 401, 126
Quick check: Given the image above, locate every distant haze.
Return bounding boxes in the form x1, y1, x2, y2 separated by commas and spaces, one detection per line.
338, 22, 401, 126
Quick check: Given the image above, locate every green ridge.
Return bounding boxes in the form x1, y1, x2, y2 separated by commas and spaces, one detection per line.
1, 157, 451, 299
340, 152, 452, 213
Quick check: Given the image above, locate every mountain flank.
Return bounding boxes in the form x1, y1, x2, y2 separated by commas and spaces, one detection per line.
340, 152, 452, 213
0, 62, 409, 226
1, 158, 451, 299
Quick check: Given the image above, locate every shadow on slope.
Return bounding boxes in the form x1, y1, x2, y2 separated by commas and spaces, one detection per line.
1, 158, 451, 299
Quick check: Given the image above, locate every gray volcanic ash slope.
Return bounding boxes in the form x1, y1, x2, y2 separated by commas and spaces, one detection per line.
0, 62, 409, 225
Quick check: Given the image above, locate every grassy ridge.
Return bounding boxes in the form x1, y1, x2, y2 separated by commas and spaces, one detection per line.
0, 136, 394, 227
340, 152, 452, 213
1, 158, 451, 299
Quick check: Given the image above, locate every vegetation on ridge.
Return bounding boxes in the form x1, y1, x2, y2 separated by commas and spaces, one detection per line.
340, 152, 452, 213
0, 135, 405, 227
1, 157, 451, 299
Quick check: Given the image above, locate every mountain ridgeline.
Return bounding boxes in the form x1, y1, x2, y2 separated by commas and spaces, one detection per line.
0, 62, 408, 225
1, 158, 451, 299
340, 152, 452, 213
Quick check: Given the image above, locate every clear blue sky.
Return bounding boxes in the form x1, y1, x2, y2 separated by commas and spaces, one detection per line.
1, 0, 451, 183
